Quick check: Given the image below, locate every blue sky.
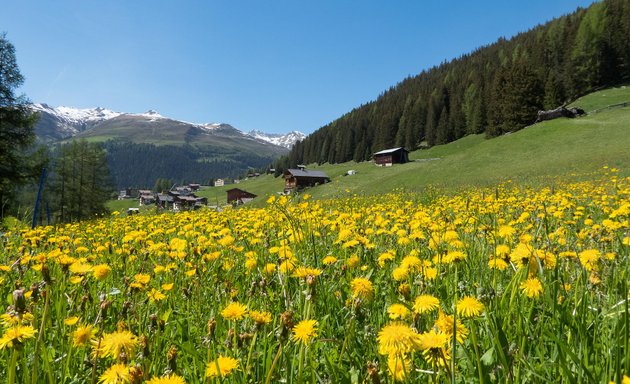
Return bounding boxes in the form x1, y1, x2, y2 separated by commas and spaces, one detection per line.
2, 1, 596, 134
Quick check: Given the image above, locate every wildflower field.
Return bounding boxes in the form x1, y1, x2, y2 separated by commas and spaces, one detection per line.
1, 172, 629, 383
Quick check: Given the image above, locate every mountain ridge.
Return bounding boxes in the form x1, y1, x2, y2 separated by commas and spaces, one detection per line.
30, 103, 304, 149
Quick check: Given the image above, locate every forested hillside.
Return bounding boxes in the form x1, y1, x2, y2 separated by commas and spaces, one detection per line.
104, 141, 277, 188
276, 0, 630, 169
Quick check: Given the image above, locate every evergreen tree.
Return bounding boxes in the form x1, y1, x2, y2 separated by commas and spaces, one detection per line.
52, 140, 112, 222
0, 33, 38, 218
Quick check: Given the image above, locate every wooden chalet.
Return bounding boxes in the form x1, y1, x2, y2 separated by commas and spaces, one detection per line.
283, 168, 330, 192
373, 147, 409, 166
226, 188, 257, 205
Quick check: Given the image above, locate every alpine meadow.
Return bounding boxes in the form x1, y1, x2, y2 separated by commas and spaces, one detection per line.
1, 0, 630, 383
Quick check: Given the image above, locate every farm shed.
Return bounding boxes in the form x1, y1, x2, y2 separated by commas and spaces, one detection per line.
226, 188, 257, 205
373, 147, 410, 166
283, 168, 330, 192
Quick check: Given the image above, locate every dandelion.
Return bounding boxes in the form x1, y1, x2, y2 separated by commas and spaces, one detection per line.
93, 264, 112, 280
292, 319, 318, 345
206, 355, 240, 378
145, 374, 186, 384
350, 277, 374, 301
387, 304, 411, 320
93, 330, 138, 359
377, 323, 421, 355
0, 324, 37, 349
456, 296, 485, 318
520, 277, 543, 298
72, 324, 96, 347
249, 310, 272, 326
64, 316, 80, 326
434, 310, 468, 343
147, 288, 167, 303
221, 302, 248, 321
99, 363, 130, 384
322, 255, 338, 265
413, 294, 440, 315
387, 354, 411, 382
418, 329, 451, 368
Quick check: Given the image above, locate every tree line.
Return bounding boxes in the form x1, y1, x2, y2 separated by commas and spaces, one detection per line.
275, 0, 630, 169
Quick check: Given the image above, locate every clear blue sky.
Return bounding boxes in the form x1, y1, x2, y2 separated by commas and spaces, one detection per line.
2, 1, 596, 134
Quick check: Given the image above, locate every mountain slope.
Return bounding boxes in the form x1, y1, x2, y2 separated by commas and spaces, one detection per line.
199, 86, 630, 205
30, 105, 305, 188
277, 0, 630, 168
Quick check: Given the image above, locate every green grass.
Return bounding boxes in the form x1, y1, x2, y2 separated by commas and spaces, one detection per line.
570, 85, 630, 112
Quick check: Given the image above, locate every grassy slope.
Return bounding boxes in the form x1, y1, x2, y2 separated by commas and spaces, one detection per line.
121, 86, 630, 207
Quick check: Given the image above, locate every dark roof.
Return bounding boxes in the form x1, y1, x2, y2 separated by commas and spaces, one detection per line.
226, 188, 257, 196
284, 169, 330, 179
373, 147, 408, 156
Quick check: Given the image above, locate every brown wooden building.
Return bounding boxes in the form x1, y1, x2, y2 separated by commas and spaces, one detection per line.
373, 147, 410, 166
227, 188, 257, 205
283, 169, 330, 192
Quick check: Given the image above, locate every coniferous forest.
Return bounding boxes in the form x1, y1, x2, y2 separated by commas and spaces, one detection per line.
275, 0, 630, 169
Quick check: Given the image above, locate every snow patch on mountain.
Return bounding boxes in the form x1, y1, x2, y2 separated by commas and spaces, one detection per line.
247, 130, 306, 149
32, 103, 122, 123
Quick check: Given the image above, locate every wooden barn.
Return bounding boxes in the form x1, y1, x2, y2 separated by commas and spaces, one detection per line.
283, 168, 330, 192
373, 147, 410, 166
226, 188, 257, 205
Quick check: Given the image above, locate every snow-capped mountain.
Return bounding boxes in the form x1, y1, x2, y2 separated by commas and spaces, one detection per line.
247, 130, 306, 149
30, 104, 305, 149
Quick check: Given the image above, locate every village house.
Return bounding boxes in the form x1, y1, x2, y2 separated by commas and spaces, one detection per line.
214, 179, 225, 187
226, 188, 257, 205
283, 167, 330, 192
373, 147, 410, 166
139, 193, 155, 206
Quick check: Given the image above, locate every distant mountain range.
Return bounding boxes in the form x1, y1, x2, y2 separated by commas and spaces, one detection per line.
31, 103, 305, 149
30, 104, 306, 188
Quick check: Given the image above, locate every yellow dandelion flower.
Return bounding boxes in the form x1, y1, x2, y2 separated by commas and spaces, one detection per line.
387, 354, 411, 382
221, 302, 248, 321
488, 257, 509, 270
422, 266, 438, 280
249, 310, 272, 326
0, 325, 37, 349
322, 256, 338, 265
292, 319, 318, 345
145, 374, 186, 384
93, 264, 112, 280
456, 296, 485, 318
162, 283, 174, 291
392, 266, 409, 281
72, 324, 96, 347
413, 294, 440, 315
147, 288, 167, 303
64, 316, 80, 326
99, 363, 130, 384
377, 322, 421, 356
133, 273, 151, 285
93, 330, 138, 359
419, 330, 451, 368
520, 277, 543, 298
206, 355, 240, 378
350, 277, 374, 301
434, 310, 468, 343
387, 304, 411, 320
291, 267, 322, 279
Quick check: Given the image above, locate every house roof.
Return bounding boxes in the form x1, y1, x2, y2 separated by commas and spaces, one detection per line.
373, 147, 408, 156
284, 169, 330, 179
226, 188, 257, 197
